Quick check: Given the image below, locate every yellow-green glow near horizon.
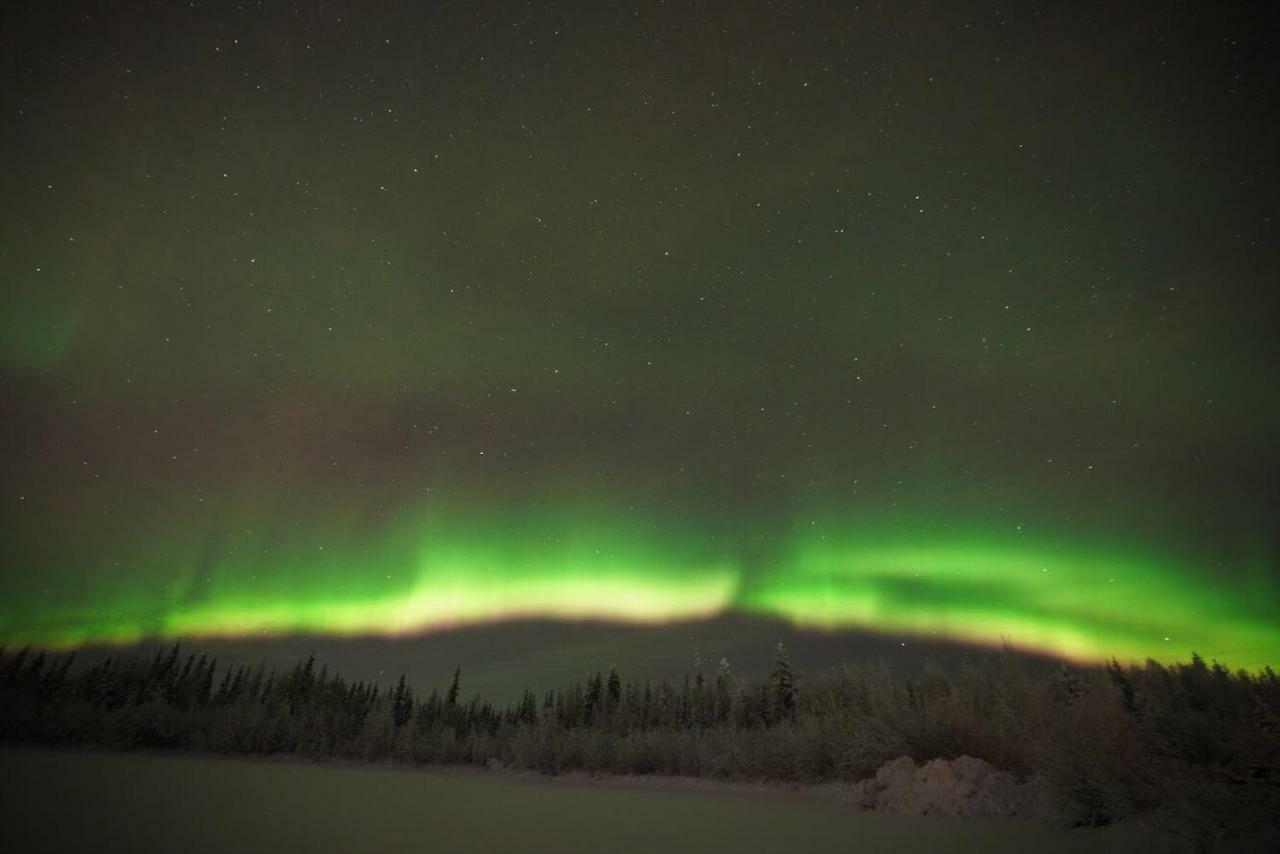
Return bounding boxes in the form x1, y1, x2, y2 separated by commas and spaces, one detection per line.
160, 571, 738, 641
3, 510, 1276, 669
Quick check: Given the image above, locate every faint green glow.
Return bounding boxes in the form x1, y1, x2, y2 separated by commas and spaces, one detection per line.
2, 508, 1276, 669
1, 287, 81, 373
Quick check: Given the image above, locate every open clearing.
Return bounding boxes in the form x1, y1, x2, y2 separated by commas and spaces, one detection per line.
0, 747, 1179, 853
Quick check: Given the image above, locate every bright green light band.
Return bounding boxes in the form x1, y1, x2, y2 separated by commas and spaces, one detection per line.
737, 536, 1279, 665
3, 509, 1276, 668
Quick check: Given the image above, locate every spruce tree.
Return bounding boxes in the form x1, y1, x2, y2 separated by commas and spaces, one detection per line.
715, 657, 733, 724
606, 666, 622, 710
693, 656, 706, 726
422, 688, 442, 727
26, 651, 47, 684
584, 671, 602, 725
517, 689, 538, 724
392, 674, 413, 728
446, 666, 461, 707
769, 642, 796, 722
5, 646, 29, 684
214, 668, 233, 705
194, 657, 215, 707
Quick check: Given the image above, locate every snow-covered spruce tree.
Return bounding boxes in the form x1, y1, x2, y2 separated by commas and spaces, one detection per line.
715, 657, 733, 725
769, 642, 797, 723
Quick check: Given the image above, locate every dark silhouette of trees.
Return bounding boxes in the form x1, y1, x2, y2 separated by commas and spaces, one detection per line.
445, 667, 461, 708
607, 667, 622, 713
769, 642, 796, 723
583, 672, 602, 726
392, 675, 413, 728
2, 643, 1278, 843
715, 657, 733, 725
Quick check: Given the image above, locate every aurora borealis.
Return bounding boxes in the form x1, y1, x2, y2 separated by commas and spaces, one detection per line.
2, 1, 1278, 675
7, 505, 1278, 668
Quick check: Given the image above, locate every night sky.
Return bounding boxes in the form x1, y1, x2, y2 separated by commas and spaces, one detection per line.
3, 1, 1278, 680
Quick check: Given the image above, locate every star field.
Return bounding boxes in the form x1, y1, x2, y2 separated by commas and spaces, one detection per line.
2, 1, 1278, 668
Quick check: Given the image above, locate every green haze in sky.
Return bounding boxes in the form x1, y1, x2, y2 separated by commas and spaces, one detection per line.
4, 503, 1275, 668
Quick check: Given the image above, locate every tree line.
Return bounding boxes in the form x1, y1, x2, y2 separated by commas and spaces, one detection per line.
0, 642, 802, 758
2, 642, 1278, 843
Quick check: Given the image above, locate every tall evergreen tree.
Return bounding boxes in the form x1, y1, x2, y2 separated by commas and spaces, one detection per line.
584, 671, 602, 725
26, 651, 47, 683
194, 657, 216, 707
769, 642, 796, 723
693, 655, 707, 726
606, 666, 622, 710
5, 647, 30, 684
246, 661, 265, 699
214, 668, 233, 705
516, 689, 538, 725
446, 666, 461, 707
392, 674, 413, 728
715, 657, 733, 724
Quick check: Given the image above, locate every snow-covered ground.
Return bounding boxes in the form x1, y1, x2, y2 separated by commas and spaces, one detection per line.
1, 747, 1236, 853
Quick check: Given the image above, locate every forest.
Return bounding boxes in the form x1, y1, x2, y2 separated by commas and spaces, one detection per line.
3, 642, 1278, 844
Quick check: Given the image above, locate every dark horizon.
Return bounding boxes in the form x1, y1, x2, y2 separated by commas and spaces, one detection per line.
36, 613, 1094, 705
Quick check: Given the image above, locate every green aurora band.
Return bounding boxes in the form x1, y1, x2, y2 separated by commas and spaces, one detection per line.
3, 506, 1276, 668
